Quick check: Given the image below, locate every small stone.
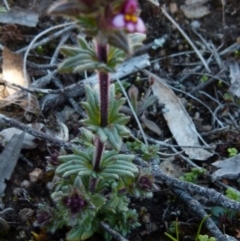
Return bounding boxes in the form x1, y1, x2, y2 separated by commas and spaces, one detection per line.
20, 180, 31, 189
13, 188, 23, 196
181, 4, 210, 19
169, 3, 178, 14
191, 20, 201, 29
52, 175, 61, 183
29, 168, 43, 183
153, 62, 160, 71
46, 182, 54, 191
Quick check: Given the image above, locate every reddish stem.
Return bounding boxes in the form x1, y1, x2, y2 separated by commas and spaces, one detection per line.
97, 43, 109, 127
99, 71, 110, 127
90, 137, 104, 193
93, 137, 104, 172
90, 42, 109, 193
89, 177, 98, 194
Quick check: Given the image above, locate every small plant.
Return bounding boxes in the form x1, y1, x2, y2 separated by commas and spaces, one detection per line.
223, 93, 234, 101
179, 167, 206, 183
126, 140, 159, 161
200, 75, 209, 83
227, 147, 238, 157
210, 205, 236, 227
198, 235, 216, 241
165, 215, 216, 241
165, 220, 179, 241
211, 187, 240, 226
114, 80, 131, 97
226, 188, 240, 202
35, 0, 157, 240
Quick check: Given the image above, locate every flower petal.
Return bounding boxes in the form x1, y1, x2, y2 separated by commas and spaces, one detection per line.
126, 22, 135, 32
135, 18, 146, 33
124, 0, 138, 14
112, 14, 125, 28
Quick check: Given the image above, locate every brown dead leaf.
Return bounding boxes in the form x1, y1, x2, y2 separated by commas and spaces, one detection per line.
169, 3, 179, 14
0, 92, 41, 117
1, 47, 40, 115
143, 69, 213, 161
2, 47, 29, 95
128, 84, 139, 111
235, 229, 240, 239
141, 114, 162, 136
1, 24, 24, 42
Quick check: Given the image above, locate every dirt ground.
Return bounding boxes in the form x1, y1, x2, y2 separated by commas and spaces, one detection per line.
1, 0, 240, 240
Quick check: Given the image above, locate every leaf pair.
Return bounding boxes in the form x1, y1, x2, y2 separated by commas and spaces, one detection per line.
59, 33, 146, 73
82, 84, 130, 151
59, 36, 119, 73
57, 147, 137, 180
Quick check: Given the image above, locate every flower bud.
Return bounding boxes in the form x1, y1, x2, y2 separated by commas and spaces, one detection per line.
62, 189, 87, 214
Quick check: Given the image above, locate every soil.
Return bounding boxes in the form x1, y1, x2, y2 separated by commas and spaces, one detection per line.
1, 0, 240, 241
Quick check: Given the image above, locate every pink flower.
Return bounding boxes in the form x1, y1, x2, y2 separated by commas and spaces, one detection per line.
112, 0, 146, 33
123, 0, 138, 14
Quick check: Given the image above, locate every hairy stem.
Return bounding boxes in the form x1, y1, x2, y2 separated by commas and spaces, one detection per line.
93, 137, 105, 172
97, 43, 109, 127
97, 42, 108, 63
90, 137, 105, 193
89, 42, 109, 192
89, 177, 98, 194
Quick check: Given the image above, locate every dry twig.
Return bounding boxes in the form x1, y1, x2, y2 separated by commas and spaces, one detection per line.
100, 222, 129, 241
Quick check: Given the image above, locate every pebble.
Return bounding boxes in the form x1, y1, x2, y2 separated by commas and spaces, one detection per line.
46, 182, 54, 191
20, 180, 31, 189
29, 168, 43, 183
13, 188, 23, 196
191, 20, 201, 29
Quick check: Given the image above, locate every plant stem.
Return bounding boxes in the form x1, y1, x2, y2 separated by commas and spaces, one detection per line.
89, 177, 98, 194
90, 42, 109, 192
90, 137, 105, 193
97, 43, 109, 127
97, 42, 108, 63
93, 137, 105, 172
